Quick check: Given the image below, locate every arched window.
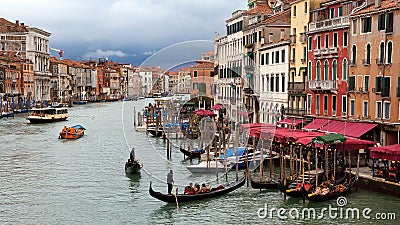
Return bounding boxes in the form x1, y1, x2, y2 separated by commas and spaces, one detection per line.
352, 45, 357, 64
332, 60, 337, 80
366, 43, 371, 64
316, 61, 321, 80
308, 61, 312, 80
387, 41, 393, 64
379, 42, 385, 63
342, 59, 347, 80
0, 82, 4, 92
324, 60, 329, 80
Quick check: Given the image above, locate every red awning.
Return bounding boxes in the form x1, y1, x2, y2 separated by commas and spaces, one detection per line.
277, 117, 305, 126
336, 138, 376, 151
238, 111, 253, 116
302, 118, 329, 131
193, 109, 215, 117
319, 120, 378, 138
370, 144, 400, 161
211, 103, 222, 110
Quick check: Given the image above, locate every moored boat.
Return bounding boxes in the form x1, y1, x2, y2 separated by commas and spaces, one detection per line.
149, 176, 246, 203
26, 107, 69, 123
186, 160, 232, 173
306, 176, 356, 202
59, 125, 85, 139
179, 147, 205, 158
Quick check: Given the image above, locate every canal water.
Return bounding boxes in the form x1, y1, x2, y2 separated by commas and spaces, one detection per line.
0, 100, 399, 224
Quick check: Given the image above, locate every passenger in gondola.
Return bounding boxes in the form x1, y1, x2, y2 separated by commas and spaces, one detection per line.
184, 183, 195, 195
193, 183, 200, 193
200, 183, 209, 193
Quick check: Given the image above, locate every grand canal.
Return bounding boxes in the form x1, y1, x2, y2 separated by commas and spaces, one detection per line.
0, 99, 399, 224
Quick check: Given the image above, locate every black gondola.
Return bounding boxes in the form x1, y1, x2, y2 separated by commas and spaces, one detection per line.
179, 147, 204, 158
306, 177, 356, 202
149, 176, 246, 203
147, 127, 164, 137
278, 181, 306, 198
251, 179, 279, 189
125, 160, 142, 174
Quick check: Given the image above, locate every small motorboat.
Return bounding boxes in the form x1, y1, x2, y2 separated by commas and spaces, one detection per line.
186, 160, 232, 173
2, 111, 14, 118
59, 125, 85, 139
125, 148, 142, 174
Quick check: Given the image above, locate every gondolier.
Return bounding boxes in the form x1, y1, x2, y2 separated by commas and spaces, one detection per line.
167, 170, 174, 195
130, 148, 136, 160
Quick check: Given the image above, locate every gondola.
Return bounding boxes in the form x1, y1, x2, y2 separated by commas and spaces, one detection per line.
125, 160, 142, 174
306, 176, 356, 202
147, 127, 164, 137
149, 176, 246, 203
251, 179, 279, 189
179, 147, 204, 158
278, 181, 306, 198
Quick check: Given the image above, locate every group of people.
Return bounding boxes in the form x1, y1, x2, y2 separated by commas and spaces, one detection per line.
183, 183, 211, 195
61, 126, 76, 134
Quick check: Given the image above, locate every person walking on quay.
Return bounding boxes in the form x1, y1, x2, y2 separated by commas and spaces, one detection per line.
167, 170, 174, 195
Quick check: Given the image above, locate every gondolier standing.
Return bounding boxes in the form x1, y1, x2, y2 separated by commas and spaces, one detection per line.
167, 170, 174, 195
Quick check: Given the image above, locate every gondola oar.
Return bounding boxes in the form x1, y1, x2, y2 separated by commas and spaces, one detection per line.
174, 186, 179, 210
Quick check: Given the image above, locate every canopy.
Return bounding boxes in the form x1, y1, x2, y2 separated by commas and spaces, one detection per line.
312, 134, 346, 145
210, 103, 223, 110
72, 124, 86, 130
277, 117, 304, 126
193, 109, 215, 117
319, 120, 378, 138
370, 144, 400, 161
302, 118, 329, 131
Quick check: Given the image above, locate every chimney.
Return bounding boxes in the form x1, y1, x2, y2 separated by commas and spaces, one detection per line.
16, 20, 19, 26
375, 0, 381, 7
21, 23, 24, 26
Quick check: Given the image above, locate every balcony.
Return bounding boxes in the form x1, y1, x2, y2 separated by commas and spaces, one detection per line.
288, 82, 305, 92
329, 47, 338, 54
313, 49, 321, 56
300, 33, 307, 43
290, 35, 296, 45
308, 80, 338, 92
376, 58, 384, 65
362, 59, 371, 66
285, 108, 306, 116
309, 16, 350, 32
321, 48, 329, 55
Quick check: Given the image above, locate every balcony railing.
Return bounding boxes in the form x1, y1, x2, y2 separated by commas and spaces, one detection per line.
290, 35, 296, 45
362, 59, 371, 65
285, 108, 306, 116
309, 16, 350, 32
300, 33, 307, 43
308, 80, 338, 91
288, 82, 305, 92
313, 49, 321, 56
329, 47, 338, 54
376, 58, 384, 65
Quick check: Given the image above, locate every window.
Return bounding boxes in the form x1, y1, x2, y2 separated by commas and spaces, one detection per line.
332, 95, 337, 115
272, 52, 275, 64
304, 2, 308, 13
316, 61, 321, 80
379, 42, 385, 63
266, 53, 269, 65
333, 33, 338, 47
261, 54, 265, 65
308, 61, 312, 80
387, 41, 392, 64
348, 76, 355, 91
316, 94, 320, 114
332, 60, 337, 80
362, 17, 372, 33
293, 5, 297, 17
307, 94, 312, 113
275, 76, 279, 92
281, 50, 285, 63
363, 101, 368, 118
343, 31, 348, 46
325, 34, 329, 48
275, 51, 280, 63
194, 71, 198, 77
281, 74, 285, 92
376, 101, 382, 118
378, 12, 394, 32
365, 43, 371, 64
324, 95, 328, 114
292, 48, 295, 62
324, 61, 329, 80
338, 7, 343, 17
342, 95, 347, 115
343, 59, 347, 80
375, 77, 382, 92
308, 37, 312, 51
352, 19, 357, 35
193, 83, 198, 90
303, 47, 307, 62
382, 77, 390, 97
330, 8, 335, 19
317, 36, 321, 49
364, 76, 369, 92
350, 99, 355, 116
352, 45, 357, 64
270, 75, 274, 92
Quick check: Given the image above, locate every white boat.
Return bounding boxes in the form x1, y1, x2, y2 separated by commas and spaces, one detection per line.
26, 107, 69, 124
135, 125, 147, 132
186, 160, 232, 173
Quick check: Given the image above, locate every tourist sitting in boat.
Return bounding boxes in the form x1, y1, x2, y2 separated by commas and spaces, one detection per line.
200, 183, 210, 193
184, 183, 195, 195
62, 126, 68, 133
193, 183, 200, 193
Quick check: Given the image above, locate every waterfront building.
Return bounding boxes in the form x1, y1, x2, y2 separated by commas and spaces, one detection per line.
348, 0, 400, 145
258, 9, 291, 124
306, 0, 356, 120
177, 67, 191, 94
166, 71, 178, 95
0, 18, 51, 102
287, 0, 321, 120
49, 57, 69, 103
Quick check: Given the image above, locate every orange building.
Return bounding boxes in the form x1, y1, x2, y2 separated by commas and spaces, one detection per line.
190, 60, 215, 101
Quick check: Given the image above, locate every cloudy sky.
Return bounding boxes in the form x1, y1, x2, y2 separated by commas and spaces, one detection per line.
0, 0, 245, 66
